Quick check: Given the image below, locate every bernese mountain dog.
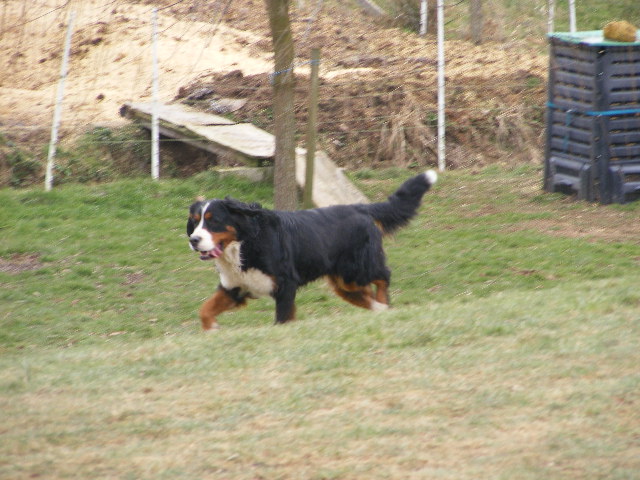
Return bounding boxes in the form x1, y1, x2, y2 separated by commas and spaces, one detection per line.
187, 170, 438, 330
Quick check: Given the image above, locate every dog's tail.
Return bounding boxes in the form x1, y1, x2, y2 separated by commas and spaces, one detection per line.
366, 170, 438, 235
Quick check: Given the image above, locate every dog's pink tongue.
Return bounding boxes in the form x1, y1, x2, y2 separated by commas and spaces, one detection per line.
199, 245, 223, 260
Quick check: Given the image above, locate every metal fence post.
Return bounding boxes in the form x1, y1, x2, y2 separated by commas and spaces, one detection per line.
437, 0, 446, 172
45, 11, 75, 191
303, 48, 320, 209
151, 8, 160, 180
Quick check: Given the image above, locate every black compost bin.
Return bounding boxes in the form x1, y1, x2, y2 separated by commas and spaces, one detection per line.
544, 30, 640, 203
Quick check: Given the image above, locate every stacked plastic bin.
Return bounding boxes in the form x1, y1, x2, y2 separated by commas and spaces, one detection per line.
544, 31, 640, 203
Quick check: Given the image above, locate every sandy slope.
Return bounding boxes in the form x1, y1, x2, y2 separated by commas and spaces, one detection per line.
0, 0, 272, 131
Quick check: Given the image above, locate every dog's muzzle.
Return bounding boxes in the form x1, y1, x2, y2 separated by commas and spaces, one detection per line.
189, 235, 201, 250
189, 235, 223, 260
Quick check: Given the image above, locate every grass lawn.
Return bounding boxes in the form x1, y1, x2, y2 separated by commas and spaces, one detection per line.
1, 165, 639, 479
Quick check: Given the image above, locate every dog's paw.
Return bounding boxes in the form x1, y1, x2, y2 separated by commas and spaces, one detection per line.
202, 323, 220, 332
370, 301, 389, 312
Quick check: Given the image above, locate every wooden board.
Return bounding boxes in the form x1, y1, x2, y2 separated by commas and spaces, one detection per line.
121, 102, 234, 126
121, 101, 369, 206
188, 123, 274, 158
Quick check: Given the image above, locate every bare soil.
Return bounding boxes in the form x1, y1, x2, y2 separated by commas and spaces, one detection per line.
177, 0, 548, 169
0, 253, 44, 274
0, 0, 547, 175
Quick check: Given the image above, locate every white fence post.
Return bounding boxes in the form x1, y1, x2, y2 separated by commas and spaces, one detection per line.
151, 8, 160, 180
419, 0, 428, 36
568, 0, 576, 33
547, 0, 555, 34
45, 10, 75, 191
436, 0, 445, 172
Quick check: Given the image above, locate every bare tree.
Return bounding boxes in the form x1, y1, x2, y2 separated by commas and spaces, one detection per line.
469, 0, 483, 44
264, 0, 298, 210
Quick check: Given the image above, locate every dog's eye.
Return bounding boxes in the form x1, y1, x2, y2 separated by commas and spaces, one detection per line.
204, 212, 213, 220
193, 214, 201, 222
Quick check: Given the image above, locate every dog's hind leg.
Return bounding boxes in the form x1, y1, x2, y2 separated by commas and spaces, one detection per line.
328, 276, 388, 311
372, 279, 390, 306
199, 285, 247, 330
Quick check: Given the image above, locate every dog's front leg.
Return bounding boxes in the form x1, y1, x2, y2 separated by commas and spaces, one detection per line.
274, 281, 297, 324
200, 285, 247, 330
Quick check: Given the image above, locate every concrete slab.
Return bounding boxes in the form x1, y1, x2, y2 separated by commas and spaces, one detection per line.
295, 149, 369, 207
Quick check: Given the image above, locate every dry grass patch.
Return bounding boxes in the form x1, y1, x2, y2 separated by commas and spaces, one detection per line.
2, 278, 639, 479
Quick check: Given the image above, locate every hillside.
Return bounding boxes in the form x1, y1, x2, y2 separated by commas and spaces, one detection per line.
0, 0, 549, 185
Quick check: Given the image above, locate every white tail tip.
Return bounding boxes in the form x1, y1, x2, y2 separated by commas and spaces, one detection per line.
425, 169, 438, 185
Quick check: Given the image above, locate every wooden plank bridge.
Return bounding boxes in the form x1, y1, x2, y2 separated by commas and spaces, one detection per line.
120, 102, 368, 207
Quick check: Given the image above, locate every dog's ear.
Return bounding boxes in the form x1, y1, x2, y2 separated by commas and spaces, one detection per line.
222, 198, 263, 238
223, 197, 263, 216
186, 214, 197, 237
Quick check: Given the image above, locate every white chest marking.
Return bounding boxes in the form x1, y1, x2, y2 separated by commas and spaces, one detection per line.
215, 241, 274, 298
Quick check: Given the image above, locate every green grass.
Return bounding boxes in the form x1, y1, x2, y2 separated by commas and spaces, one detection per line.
1, 166, 639, 479
381, 0, 640, 39
496, 0, 640, 32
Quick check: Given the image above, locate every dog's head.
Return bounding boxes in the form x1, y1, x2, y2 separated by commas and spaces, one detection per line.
187, 197, 262, 260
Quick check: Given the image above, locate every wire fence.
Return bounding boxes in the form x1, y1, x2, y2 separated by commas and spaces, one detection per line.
0, 0, 637, 187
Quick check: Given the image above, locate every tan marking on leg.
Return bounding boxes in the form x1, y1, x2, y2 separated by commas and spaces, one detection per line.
199, 288, 242, 330
328, 276, 375, 310
373, 279, 389, 305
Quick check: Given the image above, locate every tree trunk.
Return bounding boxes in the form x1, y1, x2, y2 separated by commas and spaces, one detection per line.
469, 0, 483, 45
264, 0, 298, 210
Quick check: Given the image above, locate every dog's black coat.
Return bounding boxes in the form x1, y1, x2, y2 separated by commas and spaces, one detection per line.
187, 171, 436, 327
